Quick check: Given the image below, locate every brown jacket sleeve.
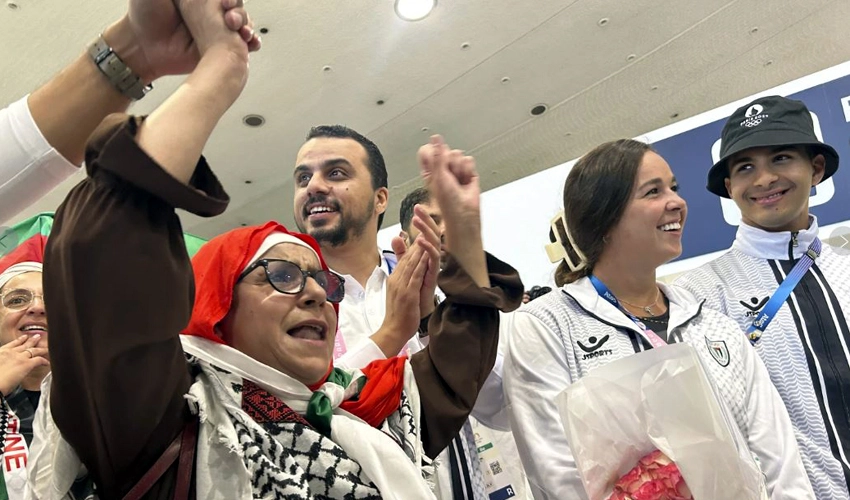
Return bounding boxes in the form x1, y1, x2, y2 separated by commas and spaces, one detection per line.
43, 114, 228, 499
411, 253, 523, 458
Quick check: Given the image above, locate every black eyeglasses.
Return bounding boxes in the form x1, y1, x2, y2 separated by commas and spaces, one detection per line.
238, 259, 345, 303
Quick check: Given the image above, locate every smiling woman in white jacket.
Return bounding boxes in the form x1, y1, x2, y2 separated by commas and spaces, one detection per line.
503, 139, 813, 500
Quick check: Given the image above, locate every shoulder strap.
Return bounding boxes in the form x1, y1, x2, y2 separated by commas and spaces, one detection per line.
122, 417, 198, 500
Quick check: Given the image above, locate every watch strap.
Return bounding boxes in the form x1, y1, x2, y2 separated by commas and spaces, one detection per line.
88, 35, 152, 100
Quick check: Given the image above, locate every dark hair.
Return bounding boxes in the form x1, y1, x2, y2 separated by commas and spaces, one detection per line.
556, 139, 653, 285
527, 285, 552, 301
399, 187, 431, 233
306, 125, 389, 229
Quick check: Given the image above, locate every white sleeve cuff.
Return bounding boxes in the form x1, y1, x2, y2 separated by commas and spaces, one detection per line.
336, 339, 387, 370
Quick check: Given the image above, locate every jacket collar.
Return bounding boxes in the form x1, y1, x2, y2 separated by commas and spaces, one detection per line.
731, 215, 819, 260
563, 277, 703, 335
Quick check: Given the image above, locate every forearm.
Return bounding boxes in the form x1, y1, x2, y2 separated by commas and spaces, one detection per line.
370, 325, 416, 358
27, 18, 144, 166
444, 219, 489, 288
137, 47, 247, 185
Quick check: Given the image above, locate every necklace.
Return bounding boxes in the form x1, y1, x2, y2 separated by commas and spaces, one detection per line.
619, 287, 661, 315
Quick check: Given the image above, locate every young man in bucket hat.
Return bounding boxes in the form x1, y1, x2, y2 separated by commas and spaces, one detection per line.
676, 95, 850, 499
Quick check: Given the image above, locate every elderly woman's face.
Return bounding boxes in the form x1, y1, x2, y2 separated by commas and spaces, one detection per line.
221, 243, 338, 385
0, 272, 48, 349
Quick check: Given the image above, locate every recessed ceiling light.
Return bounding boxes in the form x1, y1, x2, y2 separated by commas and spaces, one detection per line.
530, 104, 548, 116
243, 114, 265, 127
395, 0, 436, 21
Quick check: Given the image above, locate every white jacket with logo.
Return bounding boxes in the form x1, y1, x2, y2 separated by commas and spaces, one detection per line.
676, 217, 850, 500
503, 277, 812, 500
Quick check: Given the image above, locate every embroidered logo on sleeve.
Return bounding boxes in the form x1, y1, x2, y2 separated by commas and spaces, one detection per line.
705, 337, 730, 367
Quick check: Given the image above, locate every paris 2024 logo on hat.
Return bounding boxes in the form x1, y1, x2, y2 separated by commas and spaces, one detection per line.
710, 105, 836, 226
740, 104, 767, 128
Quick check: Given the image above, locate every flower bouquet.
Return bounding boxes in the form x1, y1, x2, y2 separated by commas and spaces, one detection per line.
556, 343, 766, 500
607, 450, 691, 500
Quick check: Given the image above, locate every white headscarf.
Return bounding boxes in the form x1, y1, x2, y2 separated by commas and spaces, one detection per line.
242, 232, 318, 274
0, 261, 43, 292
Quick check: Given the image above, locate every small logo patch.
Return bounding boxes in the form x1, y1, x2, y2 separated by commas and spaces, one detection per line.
740, 104, 768, 128
739, 296, 769, 317
705, 337, 730, 367
578, 335, 610, 353
578, 335, 613, 360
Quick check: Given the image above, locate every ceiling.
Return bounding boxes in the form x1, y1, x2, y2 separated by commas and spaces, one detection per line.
3, 0, 849, 238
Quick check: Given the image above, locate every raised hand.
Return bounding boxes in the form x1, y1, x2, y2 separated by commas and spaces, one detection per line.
107, 0, 260, 83
0, 335, 49, 397
134, 0, 256, 185
394, 205, 442, 319
418, 136, 481, 236
371, 228, 440, 356
175, 0, 254, 60
418, 136, 489, 287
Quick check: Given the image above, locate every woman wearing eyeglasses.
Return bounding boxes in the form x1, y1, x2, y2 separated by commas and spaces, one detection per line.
0, 263, 49, 434
503, 139, 813, 499
25, 2, 520, 496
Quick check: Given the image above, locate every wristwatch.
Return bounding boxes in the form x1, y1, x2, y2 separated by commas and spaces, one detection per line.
87, 35, 152, 100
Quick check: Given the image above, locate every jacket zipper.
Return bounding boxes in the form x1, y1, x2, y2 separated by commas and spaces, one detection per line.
788, 231, 799, 260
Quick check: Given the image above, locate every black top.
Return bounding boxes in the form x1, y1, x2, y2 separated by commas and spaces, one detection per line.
637, 298, 671, 342
5, 386, 39, 445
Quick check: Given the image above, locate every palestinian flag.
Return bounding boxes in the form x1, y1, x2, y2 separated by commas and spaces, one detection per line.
0, 213, 209, 272
0, 213, 52, 271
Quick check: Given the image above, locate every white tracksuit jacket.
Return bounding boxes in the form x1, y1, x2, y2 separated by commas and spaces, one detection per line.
676, 216, 850, 500
504, 277, 813, 500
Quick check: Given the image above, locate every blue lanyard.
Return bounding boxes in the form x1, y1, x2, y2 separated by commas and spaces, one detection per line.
588, 275, 667, 348
383, 252, 397, 275
747, 238, 821, 345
